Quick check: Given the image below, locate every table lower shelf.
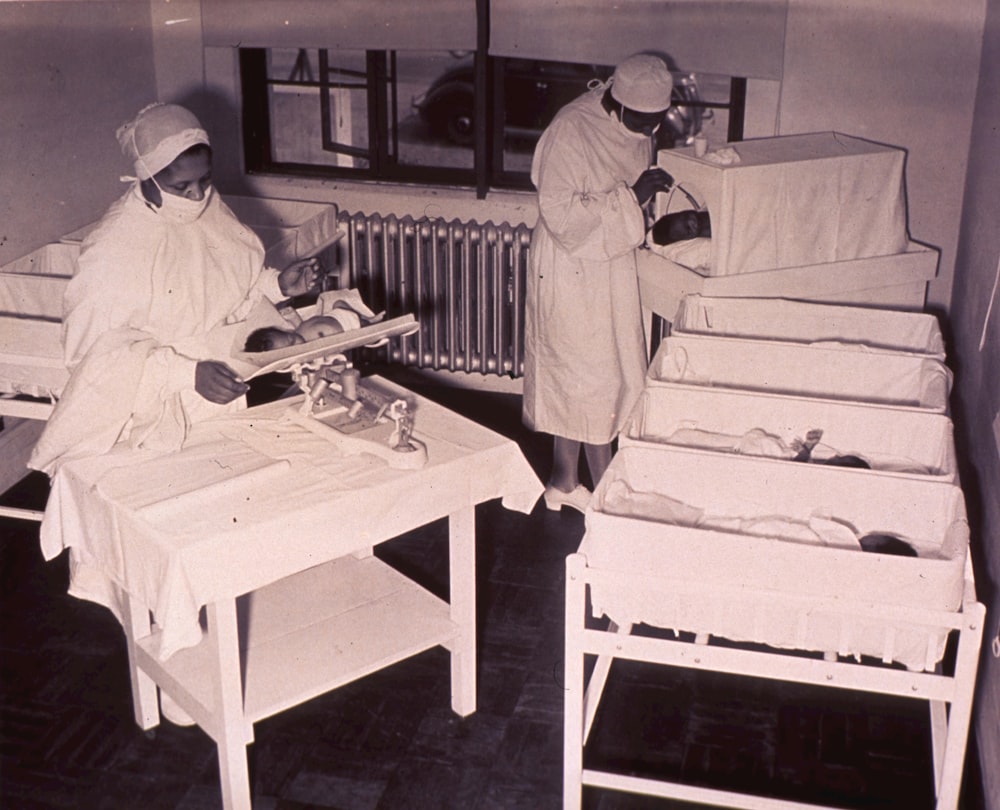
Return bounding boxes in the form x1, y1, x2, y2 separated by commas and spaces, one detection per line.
135, 554, 458, 727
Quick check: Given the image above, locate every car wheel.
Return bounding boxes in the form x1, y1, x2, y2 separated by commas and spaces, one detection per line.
446, 106, 475, 146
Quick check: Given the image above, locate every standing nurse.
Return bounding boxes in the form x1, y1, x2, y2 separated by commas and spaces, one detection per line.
522, 53, 675, 513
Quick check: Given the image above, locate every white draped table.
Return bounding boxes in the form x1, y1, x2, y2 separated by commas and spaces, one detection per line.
40, 377, 543, 810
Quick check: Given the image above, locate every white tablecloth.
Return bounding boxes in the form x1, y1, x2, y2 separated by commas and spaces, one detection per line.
40, 379, 542, 659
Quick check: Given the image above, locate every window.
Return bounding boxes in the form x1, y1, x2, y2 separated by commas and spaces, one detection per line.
240, 48, 746, 196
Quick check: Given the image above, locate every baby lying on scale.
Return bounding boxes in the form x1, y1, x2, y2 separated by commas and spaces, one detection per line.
243, 310, 361, 352
244, 301, 371, 352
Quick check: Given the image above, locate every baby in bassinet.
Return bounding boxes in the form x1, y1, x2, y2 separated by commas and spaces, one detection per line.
649, 209, 711, 245
601, 478, 918, 556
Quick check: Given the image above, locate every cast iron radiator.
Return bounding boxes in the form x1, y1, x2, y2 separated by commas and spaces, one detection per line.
338, 212, 532, 377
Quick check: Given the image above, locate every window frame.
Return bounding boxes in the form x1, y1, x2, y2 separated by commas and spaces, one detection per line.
240, 48, 746, 197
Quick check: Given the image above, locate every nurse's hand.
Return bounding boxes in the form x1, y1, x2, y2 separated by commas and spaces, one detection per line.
195, 360, 249, 404
279, 257, 322, 298
631, 168, 674, 205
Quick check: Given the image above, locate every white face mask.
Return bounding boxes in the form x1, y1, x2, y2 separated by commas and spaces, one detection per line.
613, 110, 655, 142
133, 126, 212, 224
152, 181, 213, 224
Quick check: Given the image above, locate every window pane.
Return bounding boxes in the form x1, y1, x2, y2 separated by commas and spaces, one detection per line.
499, 59, 611, 176
495, 61, 734, 175
683, 72, 732, 151
397, 51, 475, 171
264, 48, 370, 169
320, 50, 370, 170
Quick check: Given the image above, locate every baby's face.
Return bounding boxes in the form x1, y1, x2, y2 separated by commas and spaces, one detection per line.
297, 315, 344, 342
270, 330, 305, 350
665, 211, 701, 242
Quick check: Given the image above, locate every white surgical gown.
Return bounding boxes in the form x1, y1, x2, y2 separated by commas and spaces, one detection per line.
30, 185, 283, 474
522, 88, 650, 444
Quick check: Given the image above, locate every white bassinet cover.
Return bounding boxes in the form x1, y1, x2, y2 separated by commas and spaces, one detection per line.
654, 132, 910, 277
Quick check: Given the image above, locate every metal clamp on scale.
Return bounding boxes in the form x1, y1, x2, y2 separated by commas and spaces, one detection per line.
285, 354, 428, 470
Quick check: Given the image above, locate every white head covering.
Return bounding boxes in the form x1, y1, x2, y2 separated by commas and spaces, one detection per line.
610, 54, 674, 113
116, 103, 210, 180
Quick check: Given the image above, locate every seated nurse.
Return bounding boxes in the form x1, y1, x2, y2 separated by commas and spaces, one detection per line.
29, 102, 321, 474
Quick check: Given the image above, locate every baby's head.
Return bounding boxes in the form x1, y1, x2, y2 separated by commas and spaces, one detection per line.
244, 326, 304, 352
650, 209, 711, 245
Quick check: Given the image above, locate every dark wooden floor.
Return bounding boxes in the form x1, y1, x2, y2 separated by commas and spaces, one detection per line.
0, 374, 985, 809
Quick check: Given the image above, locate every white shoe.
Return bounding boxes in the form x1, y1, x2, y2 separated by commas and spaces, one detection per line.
543, 485, 591, 514
160, 690, 196, 727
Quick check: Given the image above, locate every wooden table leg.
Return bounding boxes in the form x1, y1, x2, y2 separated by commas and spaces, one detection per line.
448, 505, 476, 717
121, 591, 160, 730
934, 602, 986, 810
206, 598, 254, 810
563, 553, 587, 810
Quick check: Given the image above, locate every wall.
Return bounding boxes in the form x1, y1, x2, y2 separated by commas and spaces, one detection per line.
949, 0, 1000, 804
148, 0, 250, 193
150, 0, 205, 106
0, 2, 157, 267
777, 0, 986, 312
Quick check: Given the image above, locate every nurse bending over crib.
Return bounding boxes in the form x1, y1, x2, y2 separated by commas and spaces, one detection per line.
522, 53, 676, 514
29, 103, 321, 475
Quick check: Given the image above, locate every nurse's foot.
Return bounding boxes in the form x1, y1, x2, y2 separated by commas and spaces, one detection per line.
543, 484, 591, 514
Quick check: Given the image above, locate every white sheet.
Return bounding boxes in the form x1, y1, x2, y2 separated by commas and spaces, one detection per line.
580, 446, 968, 671
621, 385, 957, 481
0, 272, 72, 319
221, 196, 341, 270
646, 237, 712, 272
38, 378, 543, 660
0, 243, 77, 398
648, 333, 951, 412
636, 239, 939, 325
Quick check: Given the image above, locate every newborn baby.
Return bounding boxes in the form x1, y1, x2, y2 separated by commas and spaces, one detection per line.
650, 209, 711, 245
242, 290, 381, 353
243, 315, 347, 352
